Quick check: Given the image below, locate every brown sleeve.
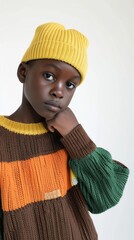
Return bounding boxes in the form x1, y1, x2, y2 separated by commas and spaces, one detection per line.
61, 124, 96, 159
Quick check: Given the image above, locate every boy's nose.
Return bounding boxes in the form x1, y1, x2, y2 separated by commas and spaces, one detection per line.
50, 83, 64, 99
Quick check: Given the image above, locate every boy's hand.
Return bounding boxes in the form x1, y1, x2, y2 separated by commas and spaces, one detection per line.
46, 107, 79, 136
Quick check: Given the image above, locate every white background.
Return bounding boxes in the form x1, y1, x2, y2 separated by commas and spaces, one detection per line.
0, 0, 133, 239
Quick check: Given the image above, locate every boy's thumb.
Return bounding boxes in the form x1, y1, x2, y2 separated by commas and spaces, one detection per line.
46, 120, 55, 133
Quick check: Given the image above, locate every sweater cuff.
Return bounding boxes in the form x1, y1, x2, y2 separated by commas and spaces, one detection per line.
61, 124, 96, 159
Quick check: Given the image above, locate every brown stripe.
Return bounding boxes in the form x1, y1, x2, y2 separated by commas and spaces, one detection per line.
0, 127, 63, 162
3, 186, 98, 240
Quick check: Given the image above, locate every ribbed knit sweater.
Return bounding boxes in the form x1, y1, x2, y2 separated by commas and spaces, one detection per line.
0, 116, 129, 240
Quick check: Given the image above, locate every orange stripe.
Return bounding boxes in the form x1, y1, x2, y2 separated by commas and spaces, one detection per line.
1, 150, 71, 211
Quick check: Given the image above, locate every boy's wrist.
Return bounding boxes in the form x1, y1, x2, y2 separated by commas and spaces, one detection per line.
61, 124, 96, 159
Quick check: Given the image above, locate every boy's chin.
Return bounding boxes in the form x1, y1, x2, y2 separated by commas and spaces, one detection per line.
40, 112, 57, 121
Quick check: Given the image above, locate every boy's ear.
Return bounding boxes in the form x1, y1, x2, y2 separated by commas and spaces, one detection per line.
17, 62, 28, 83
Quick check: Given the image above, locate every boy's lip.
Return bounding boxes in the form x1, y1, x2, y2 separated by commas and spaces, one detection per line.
44, 101, 61, 112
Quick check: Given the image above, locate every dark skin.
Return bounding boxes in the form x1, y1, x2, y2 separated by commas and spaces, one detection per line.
8, 59, 81, 136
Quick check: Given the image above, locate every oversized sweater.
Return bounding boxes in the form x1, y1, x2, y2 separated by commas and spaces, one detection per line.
0, 116, 129, 240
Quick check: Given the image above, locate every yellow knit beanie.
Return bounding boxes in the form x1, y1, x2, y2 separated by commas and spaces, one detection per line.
21, 22, 89, 82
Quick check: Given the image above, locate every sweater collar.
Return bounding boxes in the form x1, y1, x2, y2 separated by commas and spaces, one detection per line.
0, 116, 48, 135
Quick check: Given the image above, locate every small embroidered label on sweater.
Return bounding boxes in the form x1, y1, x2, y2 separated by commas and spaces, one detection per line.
45, 189, 61, 200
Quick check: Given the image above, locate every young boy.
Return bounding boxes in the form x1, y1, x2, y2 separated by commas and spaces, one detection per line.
0, 22, 129, 240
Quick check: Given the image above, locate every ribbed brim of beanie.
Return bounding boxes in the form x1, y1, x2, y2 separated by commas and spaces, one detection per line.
21, 22, 89, 82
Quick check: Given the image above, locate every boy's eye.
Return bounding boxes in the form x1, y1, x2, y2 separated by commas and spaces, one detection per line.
66, 81, 76, 89
43, 72, 55, 81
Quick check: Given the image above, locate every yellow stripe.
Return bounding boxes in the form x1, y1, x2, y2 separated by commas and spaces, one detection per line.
0, 116, 48, 135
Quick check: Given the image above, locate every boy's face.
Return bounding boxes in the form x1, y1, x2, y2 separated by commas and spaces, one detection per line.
19, 59, 81, 120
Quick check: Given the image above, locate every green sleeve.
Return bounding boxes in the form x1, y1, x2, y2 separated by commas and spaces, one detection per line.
69, 147, 129, 214
0, 200, 3, 240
